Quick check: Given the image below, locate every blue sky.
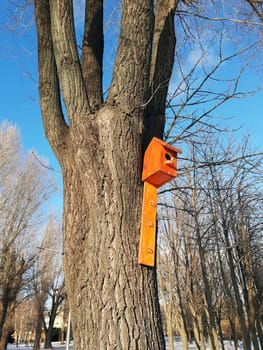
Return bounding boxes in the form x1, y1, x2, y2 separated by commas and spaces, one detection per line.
0, 2, 262, 213
0, 2, 63, 212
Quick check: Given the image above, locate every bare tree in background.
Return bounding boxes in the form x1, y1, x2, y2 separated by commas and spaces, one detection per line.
158, 130, 263, 350
0, 122, 56, 349
32, 215, 65, 350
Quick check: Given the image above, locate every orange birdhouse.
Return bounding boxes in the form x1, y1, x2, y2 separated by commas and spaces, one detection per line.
142, 137, 181, 188
138, 137, 181, 267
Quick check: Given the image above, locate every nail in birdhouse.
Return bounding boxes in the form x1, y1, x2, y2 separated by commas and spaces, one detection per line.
142, 137, 181, 188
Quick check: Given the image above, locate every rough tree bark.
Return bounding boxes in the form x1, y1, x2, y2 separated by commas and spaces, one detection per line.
34, 0, 177, 348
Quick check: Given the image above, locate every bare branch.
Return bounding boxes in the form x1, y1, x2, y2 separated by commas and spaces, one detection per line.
177, 9, 263, 26
31, 151, 62, 175
245, 0, 263, 23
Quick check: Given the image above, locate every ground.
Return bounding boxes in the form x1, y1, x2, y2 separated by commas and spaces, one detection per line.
7, 342, 73, 350
7, 339, 244, 349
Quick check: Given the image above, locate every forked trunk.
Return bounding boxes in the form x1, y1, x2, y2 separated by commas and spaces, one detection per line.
61, 107, 165, 349
34, 0, 176, 346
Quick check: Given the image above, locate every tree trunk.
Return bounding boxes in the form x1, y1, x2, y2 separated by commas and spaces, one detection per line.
0, 319, 10, 350
0, 302, 8, 346
61, 107, 165, 349
197, 314, 206, 350
190, 309, 201, 350
229, 318, 238, 350
224, 229, 251, 350
246, 271, 260, 350
44, 326, 53, 349
211, 174, 251, 350
180, 331, 189, 350
158, 267, 174, 350
255, 312, 263, 349
33, 318, 43, 350
34, 0, 178, 347
33, 306, 44, 350
237, 204, 260, 350
44, 292, 64, 349
0, 303, 15, 350
217, 314, 225, 350
192, 189, 219, 350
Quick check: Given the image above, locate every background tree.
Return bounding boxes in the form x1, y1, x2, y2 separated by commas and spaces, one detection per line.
32, 215, 65, 350
0, 122, 56, 349
158, 130, 263, 349
14, 298, 37, 345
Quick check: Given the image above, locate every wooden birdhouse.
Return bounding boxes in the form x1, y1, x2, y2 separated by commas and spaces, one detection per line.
138, 137, 181, 267
142, 137, 181, 188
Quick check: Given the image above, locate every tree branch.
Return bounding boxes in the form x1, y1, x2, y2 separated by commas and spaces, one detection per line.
144, 0, 178, 144
49, 0, 90, 121
150, 0, 177, 112
34, 0, 69, 158
107, 0, 154, 115
178, 152, 263, 174
177, 9, 263, 26
81, 0, 104, 110
245, 0, 263, 23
